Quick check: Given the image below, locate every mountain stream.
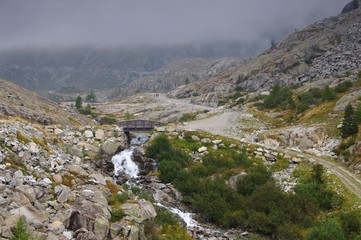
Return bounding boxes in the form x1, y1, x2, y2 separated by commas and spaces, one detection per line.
111, 133, 225, 239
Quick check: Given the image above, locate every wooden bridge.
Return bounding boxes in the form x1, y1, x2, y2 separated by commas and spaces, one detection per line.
118, 120, 162, 132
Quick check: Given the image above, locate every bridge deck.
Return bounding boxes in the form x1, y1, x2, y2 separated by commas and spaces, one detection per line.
118, 120, 162, 132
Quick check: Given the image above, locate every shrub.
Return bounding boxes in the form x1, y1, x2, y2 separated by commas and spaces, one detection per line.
11, 217, 32, 240
322, 85, 336, 101
179, 112, 197, 122
237, 165, 271, 195
306, 218, 346, 240
264, 84, 292, 109
17, 131, 30, 143
108, 193, 128, 206
341, 104, 358, 138
334, 81, 353, 93
75, 96, 82, 109
85, 91, 96, 102
79, 104, 92, 115
340, 211, 361, 237
100, 116, 117, 125
110, 209, 126, 222
354, 102, 361, 124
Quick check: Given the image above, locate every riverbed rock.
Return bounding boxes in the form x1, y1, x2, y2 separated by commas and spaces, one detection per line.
84, 130, 94, 138
101, 139, 124, 156
95, 129, 105, 140
198, 147, 207, 153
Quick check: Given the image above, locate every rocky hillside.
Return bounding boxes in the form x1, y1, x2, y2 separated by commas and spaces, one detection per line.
0, 119, 157, 240
0, 79, 92, 125
169, 4, 361, 105
123, 57, 246, 93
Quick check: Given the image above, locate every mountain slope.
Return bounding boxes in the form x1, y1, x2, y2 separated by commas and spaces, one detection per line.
169, 5, 361, 103
0, 79, 93, 125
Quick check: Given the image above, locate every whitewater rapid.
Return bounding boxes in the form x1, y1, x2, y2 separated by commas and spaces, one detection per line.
112, 133, 149, 178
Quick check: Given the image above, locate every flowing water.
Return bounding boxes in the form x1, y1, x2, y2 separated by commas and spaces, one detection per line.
111, 133, 220, 238
112, 133, 149, 178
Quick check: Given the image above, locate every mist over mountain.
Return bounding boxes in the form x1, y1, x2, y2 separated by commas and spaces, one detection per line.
0, 42, 257, 90
0, 0, 350, 92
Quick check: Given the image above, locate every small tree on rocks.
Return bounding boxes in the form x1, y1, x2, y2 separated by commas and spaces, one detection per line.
75, 96, 82, 110
341, 103, 358, 138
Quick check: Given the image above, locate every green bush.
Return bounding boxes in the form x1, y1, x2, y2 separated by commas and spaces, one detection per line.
322, 85, 336, 101
263, 84, 292, 109
341, 104, 358, 138
100, 116, 117, 125
340, 211, 361, 237
108, 193, 128, 206
306, 218, 346, 240
179, 112, 197, 122
110, 209, 126, 222
11, 217, 32, 240
237, 165, 271, 195
334, 81, 353, 93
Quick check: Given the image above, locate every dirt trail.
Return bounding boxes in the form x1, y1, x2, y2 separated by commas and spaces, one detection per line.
156, 94, 361, 200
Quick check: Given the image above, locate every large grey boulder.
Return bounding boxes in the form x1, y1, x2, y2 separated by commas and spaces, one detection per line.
100, 139, 125, 156
10, 204, 47, 228
120, 200, 156, 224
95, 129, 105, 140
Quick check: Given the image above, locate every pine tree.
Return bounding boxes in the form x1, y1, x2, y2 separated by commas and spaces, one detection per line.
85, 91, 96, 102
11, 217, 31, 240
185, 77, 189, 85
322, 85, 336, 101
354, 102, 361, 124
75, 96, 82, 109
341, 103, 358, 138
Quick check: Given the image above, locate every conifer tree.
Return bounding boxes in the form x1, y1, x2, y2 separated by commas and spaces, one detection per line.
341, 103, 358, 138
75, 96, 82, 109
322, 85, 336, 101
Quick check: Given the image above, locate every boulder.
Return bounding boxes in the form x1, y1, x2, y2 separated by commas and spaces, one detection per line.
191, 135, 200, 141
226, 172, 247, 191
198, 147, 207, 153
212, 139, 223, 145
53, 174, 63, 184
201, 138, 211, 144
95, 129, 105, 140
101, 140, 124, 156
54, 128, 64, 135
75, 228, 98, 240
15, 185, 36, 203
89, 174, 106, 186
10, 204, 47, 228
120, 201, 157, 224
93, 218, 109, 240
292, 157, 302, 163
48, 221, 65, 235
29, 142, 39, 154
0, 151, 3, 163
84, 130, 93, 138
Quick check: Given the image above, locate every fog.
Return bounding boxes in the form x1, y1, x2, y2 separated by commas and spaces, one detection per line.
0, 0, 350, 52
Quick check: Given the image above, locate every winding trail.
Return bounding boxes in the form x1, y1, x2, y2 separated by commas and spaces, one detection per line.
154, 94, 361, 200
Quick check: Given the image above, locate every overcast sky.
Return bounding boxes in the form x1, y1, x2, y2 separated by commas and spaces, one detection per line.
0, 0, 350, 50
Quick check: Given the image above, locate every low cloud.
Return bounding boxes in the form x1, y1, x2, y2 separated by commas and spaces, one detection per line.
0, 0, 350, 51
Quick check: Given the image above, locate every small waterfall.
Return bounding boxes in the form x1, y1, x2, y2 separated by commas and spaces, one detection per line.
155, 203, 198, 227
112, 133, 149, 178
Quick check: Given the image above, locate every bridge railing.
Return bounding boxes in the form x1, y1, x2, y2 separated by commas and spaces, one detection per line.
118, 120, 162, 132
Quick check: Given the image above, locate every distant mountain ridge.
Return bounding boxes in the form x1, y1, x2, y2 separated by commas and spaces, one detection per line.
0, 42, 258, 91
